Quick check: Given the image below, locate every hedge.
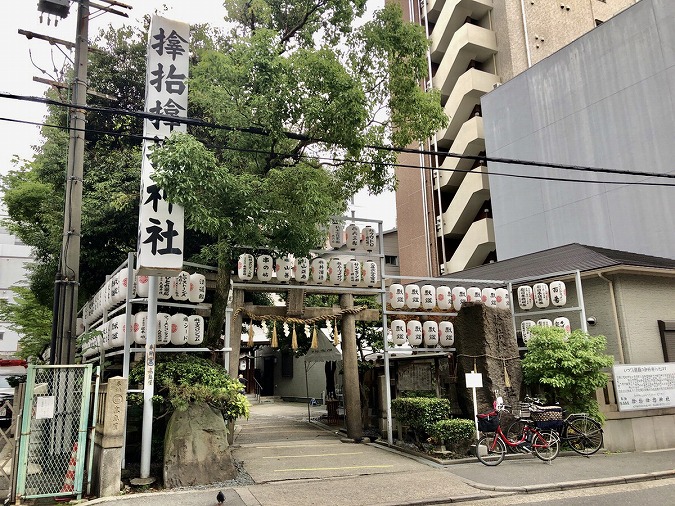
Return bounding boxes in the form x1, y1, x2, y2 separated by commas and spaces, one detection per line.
391, 397, 451, 433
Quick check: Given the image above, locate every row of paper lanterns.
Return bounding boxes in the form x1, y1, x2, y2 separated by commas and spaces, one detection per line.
80, 312, 205, 357
517, 281, 566, 310
82, 270, 207, 325
521, 317, 571, 343
388, 284, 510, 311
238, 254, 379, 287
390, 319, 455, 347
329, 222, 378, 251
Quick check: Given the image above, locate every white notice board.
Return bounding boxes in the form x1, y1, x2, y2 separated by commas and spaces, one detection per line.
613, 363, 675, 412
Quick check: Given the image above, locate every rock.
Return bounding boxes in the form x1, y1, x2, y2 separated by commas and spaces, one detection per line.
163, 402, 236, 488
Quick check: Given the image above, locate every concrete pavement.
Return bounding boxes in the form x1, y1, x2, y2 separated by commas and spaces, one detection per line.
85, 401, 675, 506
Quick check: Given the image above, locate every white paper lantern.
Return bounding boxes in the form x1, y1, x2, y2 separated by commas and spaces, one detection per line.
345, 259, 361, 286
406, 320, 423, 346
310, 257, 328, 284
136, 273, 149, 298
77, 317, 85, 336
495, 288, 510, 310
361, 226, 377, 252
481, 288, 497, 308
537, 318, 553, 328
237, 253, 255, 280
109, 315, 125, 349
405, 284, 421, 309
294, 257, 310, 283
421, 285, 436, 310
134, 311, 147, 345
533, 283, 550, 308
362, 260, 379, 287
550, 281, 567, 307
451, 286, 467, 311
328, 257, 346, 285
345, 224, 361, 250
118, 269, 135, 301
553, 316, 571, 335
391, 319, 406, 346
436, 286, 452, 310
170, 313, 189, 345
466, 287, 482, 304
388, 283, 405, 309
188, 273, 206, 303
328, 219, 345, 248
423, 321, 439, 347
101, 323, 110, 351
104, 278, 112, 310
521, 320, 536, 344
275, 255, 293, 283
172, 271, 190, 301
517, 285, 534, 310
157, 313, 171, 345
188, 315, 204, 345
439, 321, 455, 347
110, 273, 123, 305
158, 276, 173, 300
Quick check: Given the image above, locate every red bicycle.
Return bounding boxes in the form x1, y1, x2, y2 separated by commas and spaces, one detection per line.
475, 404, 560, 466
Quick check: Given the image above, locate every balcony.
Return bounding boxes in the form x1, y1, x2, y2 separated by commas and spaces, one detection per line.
435, 68, 500, 144
432, 23, 497, 93
430, 0, 494, 61
443, 218, 495, 273
438, 165, 490, 237
424, 0, 446, 23
437, 115, 484, 187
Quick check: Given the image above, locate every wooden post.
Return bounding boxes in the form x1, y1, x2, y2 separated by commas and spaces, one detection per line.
340, 293, 363, 440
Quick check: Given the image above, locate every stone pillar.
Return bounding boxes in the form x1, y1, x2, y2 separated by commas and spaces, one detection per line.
228, 288, 245, 378
340, 293, 363, 440
93, 377, 128, 497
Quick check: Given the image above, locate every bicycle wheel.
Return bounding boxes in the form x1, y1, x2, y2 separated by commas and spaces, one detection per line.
505, 419, 528, 452
476, 435, 506, 466
532, 430, 560, 462
566, 416, 603, 455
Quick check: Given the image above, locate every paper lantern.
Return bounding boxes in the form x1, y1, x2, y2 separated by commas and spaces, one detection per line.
362, 260, 379, 287
110, 273, 122, 305
170, 313, 189, 345
439, 321, 455, 347
109, 315, 125, 349
521, 320, 536, 344
481, 288, 497, 308
101, 323, 110, 351
388, 283, 405, 309
451, 286, 467, 312
421, 285, 436, 310
275, 255, 293, 283
533, 282, 550, 308
328, 257, 346, 285
517, 285, 534, 310
172, 270, 190, 301
436, 286, 452, 310
550, 281, 567, 307
76, 317, 85, 336
310, 258, 328, 284
345, 224, 360, 250
134, 311, 147, 345
553, 316, 571, 335
136, 273, 149, 298
118, 269, 135, 301
423, 321, 439, 347
188, 273, 206, 303
405, 284, 421, 309
345, 259, 361, 286
157, 313, 171, 345
237, 253, 254, 280
391, 319, 406, 346
537, 318, 553, 328
495, 288, 510, 310
188, 315, 204, 345
406, 320, 423, 346
328, 219, 345, 248
294, 257, 310, 283
361, 226, 377, 252
466, 287, 482, 304
158, 276, 173, 300
254, 254, 273, 282
104, 278, 112, 310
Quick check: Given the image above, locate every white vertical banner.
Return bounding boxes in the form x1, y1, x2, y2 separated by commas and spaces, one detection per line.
136, 16, 189, 276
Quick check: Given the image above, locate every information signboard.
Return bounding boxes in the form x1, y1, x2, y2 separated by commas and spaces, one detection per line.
613, 363, 675, 412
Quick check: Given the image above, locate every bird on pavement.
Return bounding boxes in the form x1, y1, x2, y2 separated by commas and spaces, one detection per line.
217, 490, 225, 504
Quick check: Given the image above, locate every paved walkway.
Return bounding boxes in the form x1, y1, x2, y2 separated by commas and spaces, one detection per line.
88, 401, 675, 506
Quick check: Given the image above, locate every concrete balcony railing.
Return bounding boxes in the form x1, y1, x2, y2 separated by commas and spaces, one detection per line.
443, 217, 495, 274
430, 0, 494, 61
423, 0, 446, 23
432, 23, 497, 94
437, 116, 484, 188
435, 68, 499, 145
438, 165, 490, 237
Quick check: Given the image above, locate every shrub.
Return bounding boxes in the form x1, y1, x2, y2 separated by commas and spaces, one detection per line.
429, 418, 475, 447
391, 397, 451, 437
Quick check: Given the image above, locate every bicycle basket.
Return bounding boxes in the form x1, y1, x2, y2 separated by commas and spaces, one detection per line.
531, 406, 562, 430
477, 411, 499, 432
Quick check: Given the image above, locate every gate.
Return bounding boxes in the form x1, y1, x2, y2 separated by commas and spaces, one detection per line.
15, 365, 93, 502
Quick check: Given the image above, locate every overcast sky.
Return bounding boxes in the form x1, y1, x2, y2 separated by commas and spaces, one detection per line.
0, 0, 395, 229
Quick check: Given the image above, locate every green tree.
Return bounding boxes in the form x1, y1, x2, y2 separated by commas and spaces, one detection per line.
521, 327, 614, 419
0, 287, 52, 362
151, 1, 446, 348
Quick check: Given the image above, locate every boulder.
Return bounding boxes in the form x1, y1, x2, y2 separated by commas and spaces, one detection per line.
163, 402, 236, 488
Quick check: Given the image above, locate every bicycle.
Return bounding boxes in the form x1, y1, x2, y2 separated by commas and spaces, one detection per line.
506, 396, 603, 456
475, 403, 560, 466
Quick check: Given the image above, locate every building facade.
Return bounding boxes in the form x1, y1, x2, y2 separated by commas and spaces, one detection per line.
395, 0, 638, 277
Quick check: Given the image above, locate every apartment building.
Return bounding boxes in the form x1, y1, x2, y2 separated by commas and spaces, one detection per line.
395, 0, 637, 277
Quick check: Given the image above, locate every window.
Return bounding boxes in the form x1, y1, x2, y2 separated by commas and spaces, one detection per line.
281, 350, 293, 378
0, 332, 4, 341
657, 320, 675, 362
385, 255, 398, 266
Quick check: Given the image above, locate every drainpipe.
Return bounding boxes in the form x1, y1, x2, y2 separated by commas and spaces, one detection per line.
519, 0, 532, 67
598, 273, 625, 364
